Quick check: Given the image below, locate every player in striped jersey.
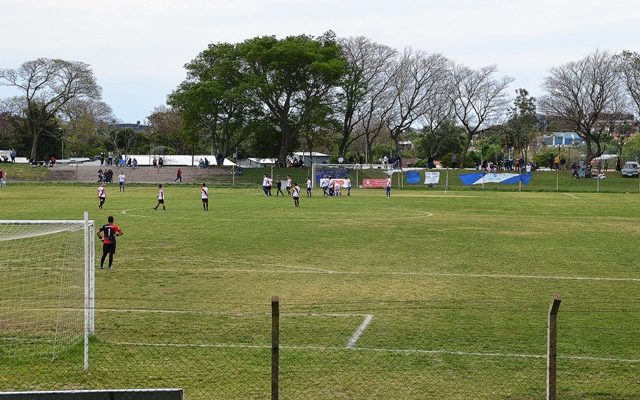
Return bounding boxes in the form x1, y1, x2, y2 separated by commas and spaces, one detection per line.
97, 182, 106, 209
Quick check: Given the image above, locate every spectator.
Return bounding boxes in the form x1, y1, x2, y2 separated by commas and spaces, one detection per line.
10, 149, 16, 163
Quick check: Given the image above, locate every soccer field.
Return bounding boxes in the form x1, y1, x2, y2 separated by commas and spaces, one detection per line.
1, 184, 639, 399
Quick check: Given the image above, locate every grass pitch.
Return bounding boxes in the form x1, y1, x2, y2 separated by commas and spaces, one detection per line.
0, 184, 639, 399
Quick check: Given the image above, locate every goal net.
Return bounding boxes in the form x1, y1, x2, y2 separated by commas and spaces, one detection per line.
0, 213, 95, 370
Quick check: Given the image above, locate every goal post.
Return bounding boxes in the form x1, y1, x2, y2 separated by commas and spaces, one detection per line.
0, 212, 95, 371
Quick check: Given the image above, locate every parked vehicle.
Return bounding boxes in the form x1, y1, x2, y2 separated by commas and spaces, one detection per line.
621, 161, 640, 177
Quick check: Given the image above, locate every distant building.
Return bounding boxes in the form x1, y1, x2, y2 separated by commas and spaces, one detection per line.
112, 122, 149, 132
289, 151, 329, 165
542, 132, 584, 147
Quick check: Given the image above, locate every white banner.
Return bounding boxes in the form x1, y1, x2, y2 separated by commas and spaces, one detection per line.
424, 172, 440, 185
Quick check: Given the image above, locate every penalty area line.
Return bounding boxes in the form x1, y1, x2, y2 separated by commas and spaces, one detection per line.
105, 341, 640, 363
564, 193, 579, 199
346, 314, 374, 349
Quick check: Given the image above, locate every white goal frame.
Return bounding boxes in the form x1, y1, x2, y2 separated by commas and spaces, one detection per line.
0, 212, 95, 370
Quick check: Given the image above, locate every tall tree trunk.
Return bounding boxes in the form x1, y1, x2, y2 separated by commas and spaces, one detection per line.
459, 133, 472, 169
278, 125, 291, 167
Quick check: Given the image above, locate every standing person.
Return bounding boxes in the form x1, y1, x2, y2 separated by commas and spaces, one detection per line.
200, 182, 209, 211
292, 181, 300, 207
118, 171, 126, 192
306, 177, 312, 197
346, 177, 352, 196
275, 176, 284, 197
107, 151, 113, 166
267, 175, 273, 196
0, 169, 6, 187
10, 149, 16, 163
97, 216, 123, 270
175, 168, 182, 183
386, 176, 392, 198
321, 176, 329, 197
262, 175, 269, 196
97, 182, 106, 209
286, 175, 292, 196
153, 184, 166, 210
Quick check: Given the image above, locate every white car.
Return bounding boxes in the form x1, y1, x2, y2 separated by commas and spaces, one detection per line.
621, 162, 640, 177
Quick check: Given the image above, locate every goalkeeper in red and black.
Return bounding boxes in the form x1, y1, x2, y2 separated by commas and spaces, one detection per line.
97, 215, 123, 270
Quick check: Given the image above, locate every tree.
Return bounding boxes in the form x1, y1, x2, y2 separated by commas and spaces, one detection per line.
0, 58, 103, 160
618, 50, 640, 115
415, 120, 466, 161
386, 50, 450, 163
58, 98, 115, 157
450, 64, 513, 167
146, 106, 190, 155
336, 37, 396, 158
540, 51, 627, 164
238, 32, 346, 165
501, 89, 538, 161
622, 132, 640, 161
169, 43, 255, 164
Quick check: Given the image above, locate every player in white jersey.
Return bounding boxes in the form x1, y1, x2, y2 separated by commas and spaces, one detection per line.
292, 182, 300, 207
201, 182, 209, 211
118, 172, 126, 192
386, 176, 392, 197
345, 178, 352, 196
286, 175, 292, 196
97, 183, 106, 209
154, 184, 166, 210
306, 178, 312, 197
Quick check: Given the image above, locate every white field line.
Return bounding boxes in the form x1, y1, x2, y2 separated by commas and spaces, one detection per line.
106, 340, 640, 363
346, 314, 374, 349
119, 266, 640, 283
99, 308, 367, 318
564, 193, 579, 199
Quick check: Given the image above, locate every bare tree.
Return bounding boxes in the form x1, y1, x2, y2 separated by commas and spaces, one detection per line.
450, 64, 513, 167
0, 58, 103, 160
618, 50, 640, 116
386, 50, 451, 164
357, 61, 397, 164
336, 36, 397, 158
540, 50, 627, 164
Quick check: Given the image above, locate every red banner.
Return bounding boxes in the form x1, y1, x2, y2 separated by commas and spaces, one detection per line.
361, 178, 388, 188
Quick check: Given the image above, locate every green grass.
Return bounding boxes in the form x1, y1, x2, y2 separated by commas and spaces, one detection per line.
0, 184, 639, 399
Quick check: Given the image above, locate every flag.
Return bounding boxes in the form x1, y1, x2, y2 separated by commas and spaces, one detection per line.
406, 170, 421, 184
459, 172, 532, 185
424, 172, 440, 185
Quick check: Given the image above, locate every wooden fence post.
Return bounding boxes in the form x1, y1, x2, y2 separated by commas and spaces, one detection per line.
271, 296, 280, 400
547, 294, 561, 400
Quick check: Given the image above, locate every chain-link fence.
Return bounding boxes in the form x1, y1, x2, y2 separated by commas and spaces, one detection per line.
2, 296, 639, 399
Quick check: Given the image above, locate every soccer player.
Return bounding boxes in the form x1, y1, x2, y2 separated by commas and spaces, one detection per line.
97, 215, 123, 270
201, 182, 209, 211
321, 177, 329, 196
346, 177, 352, 196
154, 184, 166, 210
266, 175, 273, 196
306, 178, 312, 197
386, 176, 392, 197
292, 182, 300, 207
275, 176, 285, 197
97, 182, 106, 209
118, 171, 126, 192
262, 175, 269, 196
286, 175, 292, 196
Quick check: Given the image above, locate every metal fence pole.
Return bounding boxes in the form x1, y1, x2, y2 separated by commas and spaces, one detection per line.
547, 294, 562, 400
271, 296, 280, 400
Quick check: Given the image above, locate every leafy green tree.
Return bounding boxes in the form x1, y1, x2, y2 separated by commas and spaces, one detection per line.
238, 32, 346, 165
169, 43, 254, 164
414, 120, 466, 160
622, 132, 640, 162
501, 89, 538, 161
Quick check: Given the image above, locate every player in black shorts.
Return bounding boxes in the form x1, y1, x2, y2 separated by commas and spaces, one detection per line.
97, 216, 123, 270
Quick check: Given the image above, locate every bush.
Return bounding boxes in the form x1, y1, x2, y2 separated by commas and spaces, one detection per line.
533, 149, 557, 168
413, 159, 427, 168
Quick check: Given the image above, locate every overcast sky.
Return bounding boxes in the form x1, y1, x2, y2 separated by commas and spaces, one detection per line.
1, 0, 639, 122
